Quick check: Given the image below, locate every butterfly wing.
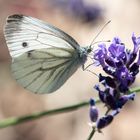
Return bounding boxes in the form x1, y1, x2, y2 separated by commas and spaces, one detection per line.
4, 14, 82, 94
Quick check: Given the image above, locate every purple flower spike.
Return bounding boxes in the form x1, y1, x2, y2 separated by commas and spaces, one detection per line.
96, 115, 113, 130
94, 85, 106, 102
99, 74, 116, 88
108, 42, 125, 59
94, 33, 140, 93
120, 93, 135, 101
116, 93, 135, 108
90, 33, 140, 131
96, 109, 120, 130
130, 63, 139, 76
48, 0, 103, 23
113, 37, 122, 44
89, 98, 99, 122
94, 43, 107, 67
137, 51, 140, 65
111, 109, 120, 116
127, 93, 136, 100
132, 33, 140, 54
105, 93, 117, 109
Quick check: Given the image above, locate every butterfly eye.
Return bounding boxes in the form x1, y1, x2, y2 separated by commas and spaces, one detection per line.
87, 48, 92, 53
22, 42, 28, 47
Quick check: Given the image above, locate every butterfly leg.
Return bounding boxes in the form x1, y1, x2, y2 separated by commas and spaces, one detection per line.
82, 63, 93, 71
82, 63, 98, 76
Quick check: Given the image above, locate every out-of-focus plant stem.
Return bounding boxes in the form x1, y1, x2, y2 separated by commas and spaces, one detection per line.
87, 127, 96, 140
0, 100, 98, 128
0, 87, 139, 129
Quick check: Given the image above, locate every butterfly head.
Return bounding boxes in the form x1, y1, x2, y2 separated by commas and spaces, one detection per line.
78, 46, 92, 63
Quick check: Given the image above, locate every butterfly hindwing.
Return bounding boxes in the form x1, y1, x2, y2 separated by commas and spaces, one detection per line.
12, 49, 80, 93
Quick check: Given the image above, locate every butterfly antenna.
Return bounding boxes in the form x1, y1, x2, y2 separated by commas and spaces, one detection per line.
85, 69, 99, 78
89, 20, 111, 50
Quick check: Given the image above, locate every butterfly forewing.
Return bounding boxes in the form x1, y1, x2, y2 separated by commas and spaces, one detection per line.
5, 15, 79, 57
4, 14, 82, 94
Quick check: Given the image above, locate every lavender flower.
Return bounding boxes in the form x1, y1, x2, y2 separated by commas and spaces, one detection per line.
48, 0, 103, 23
89, 99, 120, 130
89, 98, 98, 122
94, 33, 140, 93
68, 0, 103, 23
89, 33, 140, 131
96, 109, 119, 130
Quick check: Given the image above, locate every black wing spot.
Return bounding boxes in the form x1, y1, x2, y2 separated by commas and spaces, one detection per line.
22, 42, 28, 47
7, 15, 23, 23
7, 19, 17, 23
9, 14, 23, 19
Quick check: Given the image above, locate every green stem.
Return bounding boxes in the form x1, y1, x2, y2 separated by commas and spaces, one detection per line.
129, 86, 140, 93
87, 128, 96, 140
0, 86, 139, 129
105, 108, 111, 115
0, 99, 99, 128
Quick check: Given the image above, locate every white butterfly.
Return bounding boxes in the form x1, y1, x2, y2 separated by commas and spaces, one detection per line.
4, 14, 92, 94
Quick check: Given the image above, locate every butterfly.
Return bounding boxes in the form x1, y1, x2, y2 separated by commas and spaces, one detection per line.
4, 14, 94, 94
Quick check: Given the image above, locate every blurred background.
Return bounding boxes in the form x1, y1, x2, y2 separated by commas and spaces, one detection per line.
0, 0, 140, 140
